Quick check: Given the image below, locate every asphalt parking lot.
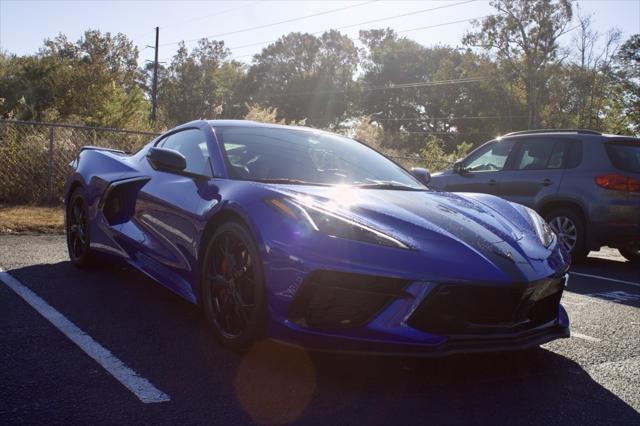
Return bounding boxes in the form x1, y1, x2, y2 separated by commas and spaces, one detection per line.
1, 234, 638, 425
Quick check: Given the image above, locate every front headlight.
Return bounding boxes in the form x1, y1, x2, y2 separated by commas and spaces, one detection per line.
523, 206, 555, 247
266, 198, 410, 249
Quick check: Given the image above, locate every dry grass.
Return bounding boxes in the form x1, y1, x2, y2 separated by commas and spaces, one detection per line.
0, 205, 64, 234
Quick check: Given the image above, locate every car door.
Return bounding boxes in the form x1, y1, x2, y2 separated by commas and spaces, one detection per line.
498, 138, 569, 207
442, 139, 516, 195
128, 127, 217, 301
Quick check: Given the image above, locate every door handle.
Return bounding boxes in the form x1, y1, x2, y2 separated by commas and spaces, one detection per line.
542, 179, 553, 186
488, 179, 497, 186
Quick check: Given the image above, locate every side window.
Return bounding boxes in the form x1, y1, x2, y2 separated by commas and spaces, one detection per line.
511, 139, 557, 170
463, 140, 515, 173
547, 141, 567, 169
565, 141, 583, 168
156, 129, 213, 176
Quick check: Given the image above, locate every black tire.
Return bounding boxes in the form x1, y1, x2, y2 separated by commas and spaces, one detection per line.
65, 187, 95, 268
544, 208, 588, 263
200, 221, 267, 352
618, 242, 640, 265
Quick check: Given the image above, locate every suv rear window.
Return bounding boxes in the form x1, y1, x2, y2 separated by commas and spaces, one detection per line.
605, 141, 640, 173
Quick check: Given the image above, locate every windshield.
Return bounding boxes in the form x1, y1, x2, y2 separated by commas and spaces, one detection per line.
214, 126, 425, 189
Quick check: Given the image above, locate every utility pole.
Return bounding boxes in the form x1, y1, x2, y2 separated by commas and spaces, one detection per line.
151, 26, 159, 121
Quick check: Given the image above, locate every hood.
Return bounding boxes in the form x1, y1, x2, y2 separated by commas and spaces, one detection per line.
264, 185, 553, 270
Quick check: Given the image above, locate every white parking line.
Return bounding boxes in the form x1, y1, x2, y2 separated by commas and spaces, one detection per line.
0, 268, 170, 404
571, 272, 640, 288
572, 332, 602, 343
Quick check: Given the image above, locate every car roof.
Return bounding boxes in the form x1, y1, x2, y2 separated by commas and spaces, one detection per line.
499, 129, 638, 142
206, 119, 317, 133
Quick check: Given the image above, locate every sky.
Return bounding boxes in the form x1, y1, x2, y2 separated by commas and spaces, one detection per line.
1, 0, 639, 66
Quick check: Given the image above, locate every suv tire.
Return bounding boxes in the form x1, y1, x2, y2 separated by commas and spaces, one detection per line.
545, 208, 588, 263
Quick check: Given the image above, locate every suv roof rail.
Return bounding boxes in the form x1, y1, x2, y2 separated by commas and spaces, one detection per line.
504, 129, 602, 137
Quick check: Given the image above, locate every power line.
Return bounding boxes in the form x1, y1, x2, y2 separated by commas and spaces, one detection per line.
394, 131, 494, 135
160, 1, 259, 30
159, 0, 379, 47
226, 1, 477, 52
226, 13, 490, 61
131, 1, 259, 44
396, 15, 492, 35
262, 77, 488, 98
156, 7, 487, 63
309, 115, 528, 122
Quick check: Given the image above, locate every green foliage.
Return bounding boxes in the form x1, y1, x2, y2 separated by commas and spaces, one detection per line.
241, 31, 359, 128
604, 34, 640, 135
0, 30, 151, 130
350, 117, 471, 172
464, 0, 573, 128
1, 0, 638, 173
420, 136, 473, 173
157, 39, 244, 126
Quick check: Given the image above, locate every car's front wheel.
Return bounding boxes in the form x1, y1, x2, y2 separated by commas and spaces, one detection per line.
618, 242, 640, 265
545, 208, 588, 263
66, 187, 95, 268
201, 221, 267, 352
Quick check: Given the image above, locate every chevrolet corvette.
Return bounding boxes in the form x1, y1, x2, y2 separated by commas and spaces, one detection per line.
64, 120, 570, 355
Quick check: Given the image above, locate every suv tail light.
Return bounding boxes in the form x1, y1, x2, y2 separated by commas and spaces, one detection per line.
595, 174, 640, 192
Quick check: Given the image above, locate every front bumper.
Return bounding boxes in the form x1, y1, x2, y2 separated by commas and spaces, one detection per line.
273, 321, 570, 357
269, 272, 570, 357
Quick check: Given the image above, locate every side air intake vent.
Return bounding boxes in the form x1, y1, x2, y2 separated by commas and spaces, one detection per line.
99, 177, 150, 225
287, 270, 410, 329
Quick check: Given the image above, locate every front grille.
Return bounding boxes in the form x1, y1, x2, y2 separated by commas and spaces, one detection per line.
407, 276, 564, 335
288, 270, 409, 328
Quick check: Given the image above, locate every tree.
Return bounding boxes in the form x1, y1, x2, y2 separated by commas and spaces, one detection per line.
547, 9, 621, 130
158, 39, 244, 126
242, 31, 359, 128
358, 29, 429, 135
358, 29, 514, 150
0, 30, 150, 129
464, 0, 573, 128
605, 34, 640, 135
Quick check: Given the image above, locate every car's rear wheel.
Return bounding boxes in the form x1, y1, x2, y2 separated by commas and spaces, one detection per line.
201, 221, 267, 351
66, 187, 95, 268
545, 208, 587, 263
618, 242, 640, 264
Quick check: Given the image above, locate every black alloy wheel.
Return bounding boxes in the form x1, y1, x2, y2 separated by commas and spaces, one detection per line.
202, 221, 266, 351
66, 187, 94, 268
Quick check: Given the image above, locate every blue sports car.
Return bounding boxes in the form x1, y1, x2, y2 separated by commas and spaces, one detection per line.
64, 120, 570, 355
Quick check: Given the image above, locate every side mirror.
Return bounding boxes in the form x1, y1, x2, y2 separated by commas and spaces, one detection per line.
410, 167, 431, 185
147, 147, 187, 173
453, 160, 464, 174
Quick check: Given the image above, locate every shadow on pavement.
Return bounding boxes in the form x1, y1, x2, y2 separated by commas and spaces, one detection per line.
4, 261, 639, 425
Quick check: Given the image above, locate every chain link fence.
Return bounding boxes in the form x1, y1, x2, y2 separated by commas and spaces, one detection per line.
0, 119, 453, 206
0, 120, 159, 205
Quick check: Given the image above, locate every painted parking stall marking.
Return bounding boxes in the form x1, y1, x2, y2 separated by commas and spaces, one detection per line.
0, 268, 170, 404
572, 332, 602, 343
570, 272, 640, 288
586, 291, 640, 304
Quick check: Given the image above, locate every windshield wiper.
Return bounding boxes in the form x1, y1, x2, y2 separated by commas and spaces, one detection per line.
255, 178, 329, 186
355, 182, 424, 191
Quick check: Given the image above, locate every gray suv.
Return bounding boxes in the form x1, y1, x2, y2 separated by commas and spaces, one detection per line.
429, 130, 640, 263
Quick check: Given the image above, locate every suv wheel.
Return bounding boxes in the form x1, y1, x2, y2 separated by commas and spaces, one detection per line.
545, 208, 588, 263
618, 242, 640, 264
